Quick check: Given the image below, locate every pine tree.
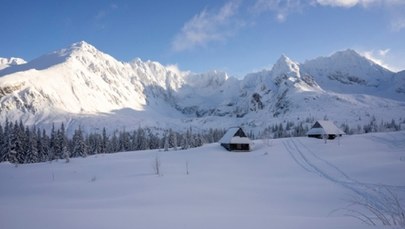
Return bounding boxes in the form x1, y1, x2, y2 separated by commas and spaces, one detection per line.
35, 128, 44, 162
89, 132, 103, 155
19, 120, 29, 158
148, 128, 160, 150
40, 129, 50, 162
58, 123, 70, 161
163, 131, 169, 151
180, 131, 190, 150
109, 133, 119, 153
25, 126, 39, 163
0, 120, 11, 162
13, 121, 25, 164
136, 127, 147, 150
101, 127, 108, 154
207, 128, 215, 143
49, 124, 57, 161
196, 133, 205, 147
168, 129, 178, 150
57, 123, 69, 159
119, 130, 130, 152
0, 124, 4, 162
4, 121, 20, 164
186, 127, 194, 148
72, 127, 87, 158
173, 132, 178, 150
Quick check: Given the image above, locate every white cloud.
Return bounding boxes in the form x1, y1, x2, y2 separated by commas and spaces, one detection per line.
378, 48, 390, 56
361, 49, 397, 71
314, 0, 405, 31
314, 0, 405, 8
389, 7, 405, 31
250, 0, 405, 32
391, 18, 405, 31
252, 0, 304, 22
315, 0, 360, 8
171, 1, 241, 52
172, 0, 405, 53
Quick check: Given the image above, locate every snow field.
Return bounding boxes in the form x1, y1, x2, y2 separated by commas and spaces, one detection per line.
0, 131, 404, 229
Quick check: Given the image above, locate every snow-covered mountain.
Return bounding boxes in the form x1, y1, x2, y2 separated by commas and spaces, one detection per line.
301, 49, 402, 99
0, 41, 404, 134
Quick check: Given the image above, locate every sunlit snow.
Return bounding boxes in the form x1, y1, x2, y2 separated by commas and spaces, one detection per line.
1, 131, 404, 228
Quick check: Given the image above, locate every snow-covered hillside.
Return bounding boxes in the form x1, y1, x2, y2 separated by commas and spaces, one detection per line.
1, 132, 404, 228
0, 41, 404, 134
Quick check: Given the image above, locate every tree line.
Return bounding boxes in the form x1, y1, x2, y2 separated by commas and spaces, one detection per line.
1, 116, 403, 165
0, 119, 225, 164
257, 116, 403, 139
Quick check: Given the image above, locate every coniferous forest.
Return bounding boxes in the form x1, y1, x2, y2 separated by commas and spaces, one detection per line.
0, 117, 403, 164
0, 120, 225, 164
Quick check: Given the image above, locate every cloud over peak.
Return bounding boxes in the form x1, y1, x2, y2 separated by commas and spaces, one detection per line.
171, 0, 405, 54
171, 1, 241, 52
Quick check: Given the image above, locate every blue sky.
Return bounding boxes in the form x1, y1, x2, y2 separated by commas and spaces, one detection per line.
1, 0, 405, 77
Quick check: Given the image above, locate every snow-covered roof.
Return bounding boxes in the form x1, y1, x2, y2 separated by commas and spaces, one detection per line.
219, 127, 252, 144
306, 120, 345, 136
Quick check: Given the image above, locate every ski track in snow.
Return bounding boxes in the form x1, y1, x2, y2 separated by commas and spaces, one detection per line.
367, 131, 405, 151
283, 137, 405, 211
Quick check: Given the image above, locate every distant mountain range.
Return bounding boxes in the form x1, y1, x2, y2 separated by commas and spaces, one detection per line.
1, 41, 404, 135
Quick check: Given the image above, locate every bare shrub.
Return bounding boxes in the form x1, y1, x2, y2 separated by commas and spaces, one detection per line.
152, 154, 162, 176
339, 187, 405, 227
185, 160, 190, 175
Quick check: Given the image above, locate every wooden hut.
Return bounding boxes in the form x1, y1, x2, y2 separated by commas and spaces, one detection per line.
306, 120, 345, 139
219, 127, 252, 151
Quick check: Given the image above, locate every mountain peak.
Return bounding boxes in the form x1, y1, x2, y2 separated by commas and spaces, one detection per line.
330, 49, 365, 61
69, 41, 96, 51
303, 48, 392, 73
62, 40, 99, 57
275, 54, 292, 63
73, 40, 91, 46
278, 53, 288, 59
271, 54, 300, 76
0, 41, 105, 76
335, 48, 359, 55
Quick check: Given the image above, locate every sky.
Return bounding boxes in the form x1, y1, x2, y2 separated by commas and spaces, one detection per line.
1, 0, 405, 77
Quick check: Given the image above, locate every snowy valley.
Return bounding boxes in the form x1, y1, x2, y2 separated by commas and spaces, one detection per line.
1, 131, 404, 228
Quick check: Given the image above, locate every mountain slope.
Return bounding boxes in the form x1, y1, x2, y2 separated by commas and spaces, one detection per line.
0, 42, 191, 131
0, 41, 404, 134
